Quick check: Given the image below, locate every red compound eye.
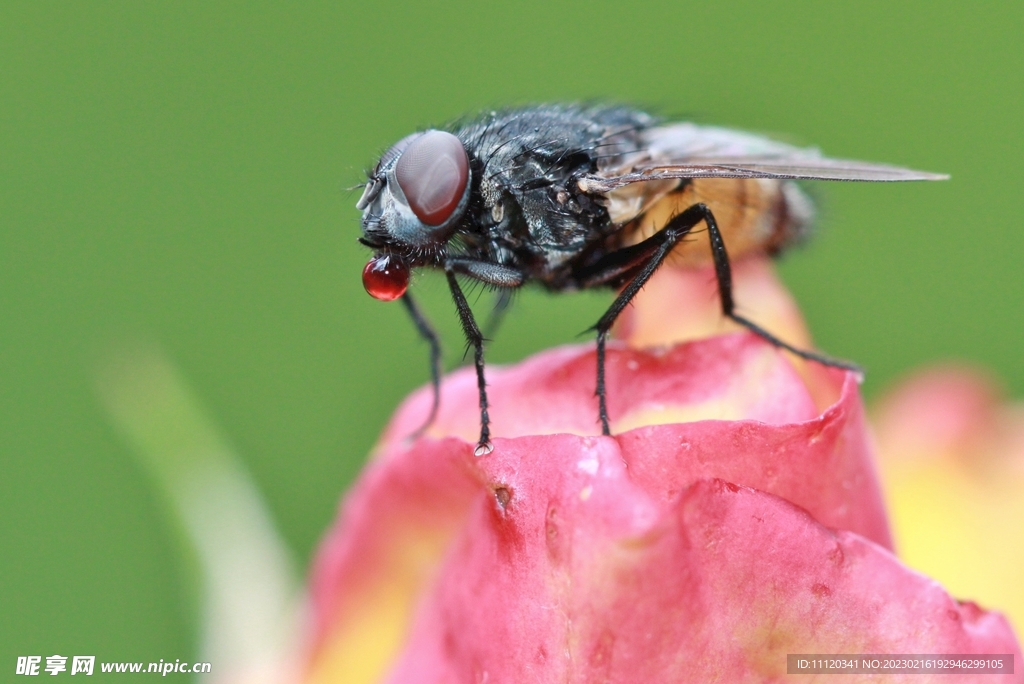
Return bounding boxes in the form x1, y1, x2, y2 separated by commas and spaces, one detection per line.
395, 130, 469, 226
362, 255, 409, 301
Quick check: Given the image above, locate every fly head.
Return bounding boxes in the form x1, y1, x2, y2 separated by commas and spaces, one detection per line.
358, 130, 472, 300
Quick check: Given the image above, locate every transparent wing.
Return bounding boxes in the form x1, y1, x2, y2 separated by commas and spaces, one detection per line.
580, 122, 948, 193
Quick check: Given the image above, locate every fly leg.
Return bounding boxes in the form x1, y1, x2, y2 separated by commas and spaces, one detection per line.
700, 209, 862, 373
443, 258, 526, 454
575, 203, 714, 435
400, 292, 442, 439
577, 201, 859, 436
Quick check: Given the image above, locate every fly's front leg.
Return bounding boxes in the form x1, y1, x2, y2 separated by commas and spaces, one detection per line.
443, 258, 525, 455
575, 203, 714, 435
400, 292, 442, 439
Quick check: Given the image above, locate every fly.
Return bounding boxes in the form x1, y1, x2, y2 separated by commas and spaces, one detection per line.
354, 104, 947, 455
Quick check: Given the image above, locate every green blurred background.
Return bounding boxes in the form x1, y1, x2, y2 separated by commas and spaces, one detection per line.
2, 0, 1022, 675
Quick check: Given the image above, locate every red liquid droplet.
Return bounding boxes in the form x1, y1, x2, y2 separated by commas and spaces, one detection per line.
362, 255, 409, 301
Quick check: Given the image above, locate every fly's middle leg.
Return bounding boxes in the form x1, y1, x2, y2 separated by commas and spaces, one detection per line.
577, 203, 714, 435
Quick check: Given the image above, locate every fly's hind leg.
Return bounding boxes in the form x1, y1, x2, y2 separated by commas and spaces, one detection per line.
577, 202, 858, 436
699, 210, 862, 373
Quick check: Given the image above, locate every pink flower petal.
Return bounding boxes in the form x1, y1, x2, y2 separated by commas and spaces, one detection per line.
377, 334, 888, 546
307, 334, 903, 681
385, 472, 1020, 683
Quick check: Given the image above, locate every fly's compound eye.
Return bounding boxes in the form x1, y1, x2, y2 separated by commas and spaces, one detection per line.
378, 132, 422, 171
362, 254, 410, 301
395, 130, 469, 226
